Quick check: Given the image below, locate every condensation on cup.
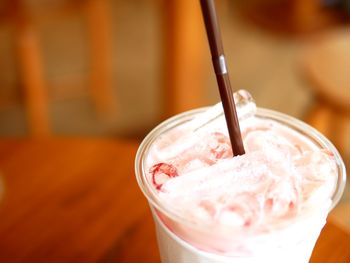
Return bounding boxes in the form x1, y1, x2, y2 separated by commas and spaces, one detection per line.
135, 90, 346, 263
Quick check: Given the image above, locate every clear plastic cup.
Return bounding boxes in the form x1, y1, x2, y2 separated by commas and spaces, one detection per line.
135, 107, 346, 263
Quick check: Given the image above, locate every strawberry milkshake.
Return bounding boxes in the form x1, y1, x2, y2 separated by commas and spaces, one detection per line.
135, 90, 346, 263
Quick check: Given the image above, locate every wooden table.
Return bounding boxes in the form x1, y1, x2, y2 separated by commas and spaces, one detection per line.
0, 139, 349, 262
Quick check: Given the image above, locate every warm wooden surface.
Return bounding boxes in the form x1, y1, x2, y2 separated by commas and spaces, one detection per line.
0, 139, 349, 262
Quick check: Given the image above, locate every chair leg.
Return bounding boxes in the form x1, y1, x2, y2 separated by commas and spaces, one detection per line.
85, 0, 116, 118
305, 101, 350, 164
162, 0, 207, 117
304, 101, 333, 135
293, 0, 319, 32
15, 17, 50, 136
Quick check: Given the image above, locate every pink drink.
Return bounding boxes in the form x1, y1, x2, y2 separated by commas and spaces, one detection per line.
135, 91, 346, 263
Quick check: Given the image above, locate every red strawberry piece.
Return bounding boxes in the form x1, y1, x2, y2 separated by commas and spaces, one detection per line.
149, 163, 178, 190
207, 132, 232, 160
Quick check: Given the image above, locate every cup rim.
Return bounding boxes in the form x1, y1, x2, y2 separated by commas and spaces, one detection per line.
135, 107, 347, 231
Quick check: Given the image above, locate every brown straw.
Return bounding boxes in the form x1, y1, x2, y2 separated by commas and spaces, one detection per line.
200, 0, 245, 156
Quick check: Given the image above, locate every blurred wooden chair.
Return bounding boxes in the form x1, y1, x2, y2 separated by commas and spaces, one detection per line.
302, 28, 350, 165
7, 0, 115, 136
161, 0, 207, 118
3, 0, 208, 136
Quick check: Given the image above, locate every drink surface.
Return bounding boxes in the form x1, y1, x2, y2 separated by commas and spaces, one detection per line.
135, 91, 344, 260
143, 96, 337, 256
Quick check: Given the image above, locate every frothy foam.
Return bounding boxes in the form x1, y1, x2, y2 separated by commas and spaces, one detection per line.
145, 99, 337, 258
144, 101, 337, 256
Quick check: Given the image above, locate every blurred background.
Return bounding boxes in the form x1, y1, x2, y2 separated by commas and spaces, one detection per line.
0, 0, 349, 225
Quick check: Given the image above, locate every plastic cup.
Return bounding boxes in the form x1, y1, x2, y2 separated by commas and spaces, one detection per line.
135, 108, 346, 263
